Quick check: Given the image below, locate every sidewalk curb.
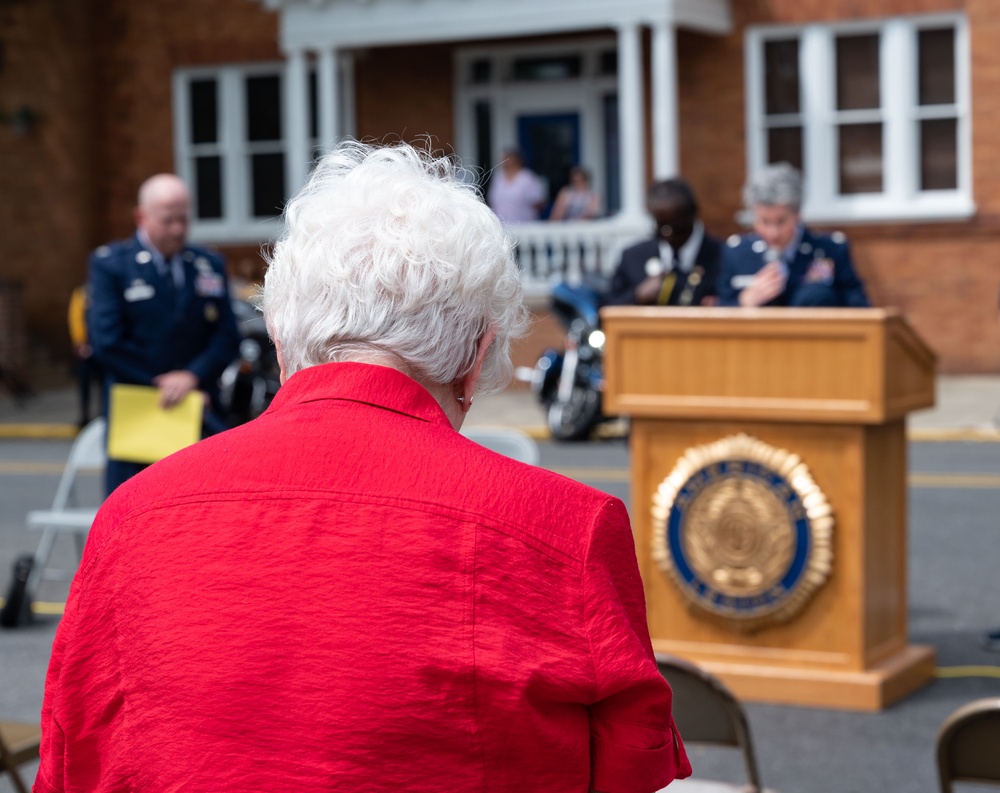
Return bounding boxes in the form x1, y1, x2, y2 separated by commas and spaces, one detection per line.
0, 423, 78, 439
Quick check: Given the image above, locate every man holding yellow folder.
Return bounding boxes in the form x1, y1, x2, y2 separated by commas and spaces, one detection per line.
88, 174, 240, 494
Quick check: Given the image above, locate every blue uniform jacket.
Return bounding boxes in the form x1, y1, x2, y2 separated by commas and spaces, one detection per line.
87, 235, 240, 395
717, 227, 869, 308
603, 234, 722, 308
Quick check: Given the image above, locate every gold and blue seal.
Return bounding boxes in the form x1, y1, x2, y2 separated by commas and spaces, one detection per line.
652, 433, 833, 633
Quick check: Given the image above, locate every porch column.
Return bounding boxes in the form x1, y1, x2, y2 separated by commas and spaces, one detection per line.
318, 45, 340, 149
284, 46, 311, 194
339, 51, 356, 140
617, 21, 646, 220
651, 20, 679, 178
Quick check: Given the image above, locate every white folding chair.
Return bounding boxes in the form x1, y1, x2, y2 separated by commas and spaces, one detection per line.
25, 417, 106, 597
462, 427, 541, 466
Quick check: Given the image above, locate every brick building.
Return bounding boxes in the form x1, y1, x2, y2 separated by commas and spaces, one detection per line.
0, 0, 996, 374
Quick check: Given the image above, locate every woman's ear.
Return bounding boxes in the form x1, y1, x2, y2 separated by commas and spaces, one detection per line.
457, 326, 497, 410
275, 339, 288, 385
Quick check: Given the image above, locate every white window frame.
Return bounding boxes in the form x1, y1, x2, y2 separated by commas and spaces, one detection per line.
173, 63, 286, 244
745, 14, 973, 224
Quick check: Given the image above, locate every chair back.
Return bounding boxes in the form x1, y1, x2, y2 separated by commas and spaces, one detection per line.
0, 720, 41, 793
936, 697, 1000, 792
50, 417, 106, 510
462, 427, 540, 466
656, 653, 763, 793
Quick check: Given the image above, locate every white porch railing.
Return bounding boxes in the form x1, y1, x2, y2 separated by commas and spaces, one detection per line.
508, 216, 652, 301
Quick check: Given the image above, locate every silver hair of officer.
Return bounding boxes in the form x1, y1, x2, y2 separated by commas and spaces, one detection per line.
742, 161, 803, 211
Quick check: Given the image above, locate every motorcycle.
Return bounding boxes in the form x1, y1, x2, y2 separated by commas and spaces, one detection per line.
218, 298, 281, 426
518, 276, 611, 441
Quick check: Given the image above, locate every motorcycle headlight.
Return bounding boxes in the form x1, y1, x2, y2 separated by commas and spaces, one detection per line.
239, 338, 262, 363
587, 330, 606, 351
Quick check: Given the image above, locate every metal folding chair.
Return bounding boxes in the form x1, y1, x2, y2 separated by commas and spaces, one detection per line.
25, 417, 106, 598
656, 653, 770, 793
462, 427, 541, 466
936, 697, 1000, 792
0, 720, 41, 793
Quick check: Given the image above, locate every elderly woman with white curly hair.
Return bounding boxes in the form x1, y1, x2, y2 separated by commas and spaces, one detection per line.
37, 141, 690, 793
718, 161, 870, 307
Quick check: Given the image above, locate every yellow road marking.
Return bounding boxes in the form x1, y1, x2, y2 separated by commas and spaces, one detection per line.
0, 461, 79, 474
909, 473, 1000, 489
935, 665, 1000, 679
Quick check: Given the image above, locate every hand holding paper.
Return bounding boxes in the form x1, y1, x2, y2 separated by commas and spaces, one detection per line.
108, 384, 202, 464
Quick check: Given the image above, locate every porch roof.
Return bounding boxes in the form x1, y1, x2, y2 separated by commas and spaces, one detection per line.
259, 0, 732, 51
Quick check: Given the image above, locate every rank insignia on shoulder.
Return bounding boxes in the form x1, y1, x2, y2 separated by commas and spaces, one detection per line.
726, 234, 741, 248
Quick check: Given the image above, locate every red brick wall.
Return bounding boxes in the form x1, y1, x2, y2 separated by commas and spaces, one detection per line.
94, 0, 280, 242
354, 44, 455, 150
0, 0, 100, 358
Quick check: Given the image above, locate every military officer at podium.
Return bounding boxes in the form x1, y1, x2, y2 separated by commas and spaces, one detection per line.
603, 178, 722, 308
88, 173, 240, 495
718, 162, 870, 308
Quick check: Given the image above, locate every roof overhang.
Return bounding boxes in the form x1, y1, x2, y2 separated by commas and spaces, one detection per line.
258, 0, 732, 51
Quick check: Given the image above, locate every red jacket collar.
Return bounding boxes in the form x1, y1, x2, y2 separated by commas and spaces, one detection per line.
266, 361, 451, 426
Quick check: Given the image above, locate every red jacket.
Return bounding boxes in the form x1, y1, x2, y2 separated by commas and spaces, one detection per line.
38, 362, 690, 792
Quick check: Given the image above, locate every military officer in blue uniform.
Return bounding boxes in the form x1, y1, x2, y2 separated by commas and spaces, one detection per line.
603, 178, 721, 308
88, 173, 240, 495
717, 162, 870, 308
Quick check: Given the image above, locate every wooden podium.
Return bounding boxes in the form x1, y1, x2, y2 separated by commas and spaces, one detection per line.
601, 307, 936, 711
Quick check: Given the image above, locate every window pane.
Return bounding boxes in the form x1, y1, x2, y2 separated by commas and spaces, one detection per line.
194, 156, 222, 219
839, 123, 883, 193
471, 59, 492, 84
921, 118, 958, 190
767, 126, 803, 171
189, 79, 218, 144
246, 75, 282, 142
764, 39, 799, 115
836, 34, 880, 110
512, 56, 581, 81
919, 28, 956, 106
250, 152, 285, 217
599, 51, 617, 77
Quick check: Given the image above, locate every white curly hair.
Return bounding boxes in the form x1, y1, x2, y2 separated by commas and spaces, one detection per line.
260, 141, 529, 394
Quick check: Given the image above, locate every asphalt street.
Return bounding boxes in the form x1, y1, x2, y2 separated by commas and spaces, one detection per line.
1, 433, 999, 792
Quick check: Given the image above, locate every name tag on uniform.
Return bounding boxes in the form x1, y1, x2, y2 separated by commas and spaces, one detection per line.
124, 281, 155, 302
730, 275, 755, 289
195, 272, 225, 297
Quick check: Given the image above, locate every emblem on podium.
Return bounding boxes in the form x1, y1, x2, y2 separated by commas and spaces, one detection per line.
652, 433, 833, 632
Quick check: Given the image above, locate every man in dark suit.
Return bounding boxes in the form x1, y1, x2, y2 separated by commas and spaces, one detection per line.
603, 178, 721, 308
88, 174, 240, 494
717, 162, 869, 308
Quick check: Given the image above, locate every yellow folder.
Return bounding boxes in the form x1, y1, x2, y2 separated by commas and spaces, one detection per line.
107, 384, 202, 464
